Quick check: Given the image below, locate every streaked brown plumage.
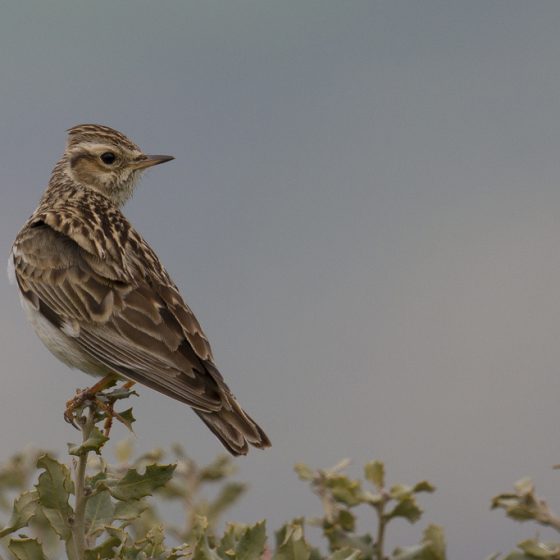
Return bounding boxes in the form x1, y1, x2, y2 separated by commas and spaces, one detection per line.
10, 124, 270, 456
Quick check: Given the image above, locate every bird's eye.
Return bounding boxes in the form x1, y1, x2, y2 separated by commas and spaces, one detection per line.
100, 152, 116, 165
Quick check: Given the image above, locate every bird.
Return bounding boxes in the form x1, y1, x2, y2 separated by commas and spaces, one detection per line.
9, 124, 271, 456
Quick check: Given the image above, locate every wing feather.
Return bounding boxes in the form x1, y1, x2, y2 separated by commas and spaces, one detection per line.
12, 221, 224, 412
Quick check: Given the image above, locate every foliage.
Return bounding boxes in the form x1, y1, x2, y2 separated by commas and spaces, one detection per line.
491, 476, 560, 559
0, 385, 557, 559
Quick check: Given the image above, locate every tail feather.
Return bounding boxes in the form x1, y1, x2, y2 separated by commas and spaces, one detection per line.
195, 397, 271, 456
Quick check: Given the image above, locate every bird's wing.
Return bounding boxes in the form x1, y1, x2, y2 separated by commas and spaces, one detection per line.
12, 218, 226, 412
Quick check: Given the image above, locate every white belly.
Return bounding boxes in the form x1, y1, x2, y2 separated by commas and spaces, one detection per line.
20, 295, 107, 378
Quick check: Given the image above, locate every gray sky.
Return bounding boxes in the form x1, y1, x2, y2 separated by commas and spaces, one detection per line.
2, 2, 560, 557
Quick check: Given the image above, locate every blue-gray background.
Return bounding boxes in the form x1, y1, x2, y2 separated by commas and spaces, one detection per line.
2, 2, 560, 557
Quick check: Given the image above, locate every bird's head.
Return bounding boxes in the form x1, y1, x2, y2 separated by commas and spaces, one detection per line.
61, 124, 174, 206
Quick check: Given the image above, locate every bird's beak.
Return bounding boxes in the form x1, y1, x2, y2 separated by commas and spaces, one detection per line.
132, 154, 175, 169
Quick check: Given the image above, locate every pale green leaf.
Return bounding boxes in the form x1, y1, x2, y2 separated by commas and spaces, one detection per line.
413, 481, 436, 494
294, 463, 315, 481
42, 506, 72, 540
387, 497, 422, 523
328, 548, 361, 560
422, 524, 446, 559
0, 491, 39, 538
85, 490, 113, 537
105, 464, 175, 501
85, 535, 123, 560
113, 499, 148, 521
328, 476, 363, 506
518, 539, 560, 558
8, 537, 48, 560
68, 427, 109, 456
236, 521, 266, 560
274, 520, 311, 560
35, 454, 73, 539
364, 461, 385, 490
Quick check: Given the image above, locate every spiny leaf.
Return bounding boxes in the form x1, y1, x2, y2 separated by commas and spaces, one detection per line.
387, 496, 423, 523
364, 461, 385, 490
327, 476, 363, 507
274, 520, 311, 560
105, 464, 176, 501
192, 527, 222, 560
118, 407, 136, 431
35, 454, 73, 539
235, 521, 267, 560
85, 490, 113, 537
0, 490, 39, 538
8, 537, 48, 560
85, 534, 123, 560
68, 426, 109, 456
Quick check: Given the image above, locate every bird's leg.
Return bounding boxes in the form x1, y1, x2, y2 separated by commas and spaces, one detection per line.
64, 374, 117, 428
100, 380, 136, 436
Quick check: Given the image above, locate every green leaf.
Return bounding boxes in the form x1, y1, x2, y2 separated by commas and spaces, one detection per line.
327, 476, 363, 506
328, 549, 362, 560
68, 427, 109, 456
274, 520, 311, 560
42, 506, 72, 540
118, 408, 136, 431
193, 530, 222, 560
364, 461, 385, 490
105, 464, 176, 501
36, 454, 73, 509
35, 454, 73, 540
390, 484, 412, 500
236, 521, 267, 560
387, 497, 423, 523
423, 525, 446, 559
294, 463, 315, 481
393, 525, 446, 560
518, 539, 560, 558
113, 499, 149, 521
337, 509, 355, 532
413, 481, 436, 494
85, 535, 123, 560
0, 490, 39, 537
393, 543, 431, 559
85, 490, 113, 537
8, 537, 48, 560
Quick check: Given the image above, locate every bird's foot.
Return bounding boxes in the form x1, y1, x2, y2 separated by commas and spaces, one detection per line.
64, 377, 137, 436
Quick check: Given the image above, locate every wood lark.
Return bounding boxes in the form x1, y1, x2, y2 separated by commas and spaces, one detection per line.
9, 124, 271, 456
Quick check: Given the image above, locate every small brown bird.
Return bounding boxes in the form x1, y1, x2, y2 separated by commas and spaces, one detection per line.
9, 124, 270, 456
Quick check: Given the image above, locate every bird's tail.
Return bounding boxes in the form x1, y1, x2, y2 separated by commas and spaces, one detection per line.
195, 396, 271, 456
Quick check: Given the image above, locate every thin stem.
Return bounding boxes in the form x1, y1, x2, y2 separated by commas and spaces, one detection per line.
72, 407, 95, 560
374, 499, 387, 560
